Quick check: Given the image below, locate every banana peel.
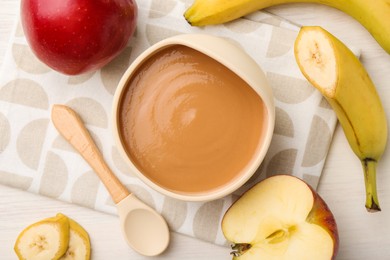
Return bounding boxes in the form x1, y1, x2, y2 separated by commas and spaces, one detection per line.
184, 0, 390, 55
294, 26, 388, 212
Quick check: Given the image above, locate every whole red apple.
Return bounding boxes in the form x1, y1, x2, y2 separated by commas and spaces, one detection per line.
20, 0, 137, 75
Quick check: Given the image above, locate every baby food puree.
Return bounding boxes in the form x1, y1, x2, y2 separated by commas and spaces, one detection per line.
119, 45, 267, 194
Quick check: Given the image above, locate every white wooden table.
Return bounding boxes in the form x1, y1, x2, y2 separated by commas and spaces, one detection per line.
1, 1, 389, 259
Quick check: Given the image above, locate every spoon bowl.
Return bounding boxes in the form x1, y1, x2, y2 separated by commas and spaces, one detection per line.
51, 104, 170, 256
117, 194, 170, 256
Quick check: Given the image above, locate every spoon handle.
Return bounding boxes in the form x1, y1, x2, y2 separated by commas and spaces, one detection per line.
51, 104, 130, 204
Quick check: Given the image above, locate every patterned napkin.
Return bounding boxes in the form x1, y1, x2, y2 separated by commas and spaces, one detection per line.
0, 0, 337, 245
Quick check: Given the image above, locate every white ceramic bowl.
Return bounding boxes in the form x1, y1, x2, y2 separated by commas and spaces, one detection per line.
112, 33, 275, 201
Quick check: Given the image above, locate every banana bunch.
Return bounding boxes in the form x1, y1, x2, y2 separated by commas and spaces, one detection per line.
184, 0, 390, 54
294, 26, 388, 212
14, 213, 91, 260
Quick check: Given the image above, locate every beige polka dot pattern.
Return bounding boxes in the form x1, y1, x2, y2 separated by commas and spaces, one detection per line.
267, 72, 315, 104
0, 170, 32, 190
149, 0, 177, 18
256, 16, 282, 27
146, 24, 181, 45
68, 71, 96, 85
0, 0, 339, 246
301, 116, 332, 167
162, 197, 187, 231
66, 98, 108, 128
53, 130, 103, 153
17, 119, 49, 170
274, 107, 294, 137
15, 22, 24, 37
101, 47, 132, 95
0, 112, 11, 153
266, 149, 298, 177
12, 44, 50, 74
237, 162, 265, 193
303, 174, 320, 190
193, 200, 224, 242
179, 0, 192, 6
71, 171, 100, 208
0, 79, 49, 109
224, 19, 263, 33
111, 146, 137, 178
39, 152, 68, 198
319, 96, 332, 109
266, 26, 297, 58
52, 135, 78, 152
125, 184, 156, 209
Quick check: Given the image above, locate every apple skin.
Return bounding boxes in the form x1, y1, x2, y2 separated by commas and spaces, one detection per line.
306, 181, 339, 260
20, 0, 137, 75
222, 175, 339, 260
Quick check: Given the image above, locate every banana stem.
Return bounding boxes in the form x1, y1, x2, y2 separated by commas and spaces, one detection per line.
362, 159, 381, 212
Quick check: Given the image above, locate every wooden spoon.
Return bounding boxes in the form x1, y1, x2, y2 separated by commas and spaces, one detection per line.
51, 104, 170, 256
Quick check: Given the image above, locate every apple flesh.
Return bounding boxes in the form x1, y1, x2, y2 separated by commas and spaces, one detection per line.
20, 0, 137, 75
222, 175, 339, 260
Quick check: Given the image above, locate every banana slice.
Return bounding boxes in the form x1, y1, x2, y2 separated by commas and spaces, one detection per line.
293, 28, 337, 95
59, 214, 91, 260
14, 214, 70, 260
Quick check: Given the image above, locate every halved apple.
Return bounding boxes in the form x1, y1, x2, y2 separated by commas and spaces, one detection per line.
222, 175, 339, 260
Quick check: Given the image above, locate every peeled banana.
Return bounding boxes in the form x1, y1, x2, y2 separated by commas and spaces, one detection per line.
294, 26, 388, 212
14, 213, 91, 260
184, 0, 390, 54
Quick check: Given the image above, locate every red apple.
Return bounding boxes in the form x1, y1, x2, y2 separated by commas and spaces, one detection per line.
20, 0, 137, 75
222, 175, 339, 259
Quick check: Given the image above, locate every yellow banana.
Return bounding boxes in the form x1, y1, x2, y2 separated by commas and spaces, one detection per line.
184, 0, 390, 54
294, 26, 388, 212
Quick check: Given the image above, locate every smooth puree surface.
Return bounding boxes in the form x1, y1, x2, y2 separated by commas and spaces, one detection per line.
119, 45, 267, 194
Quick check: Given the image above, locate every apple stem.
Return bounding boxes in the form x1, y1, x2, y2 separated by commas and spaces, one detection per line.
231, 243, 251, 257
362, 159, 381, 212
